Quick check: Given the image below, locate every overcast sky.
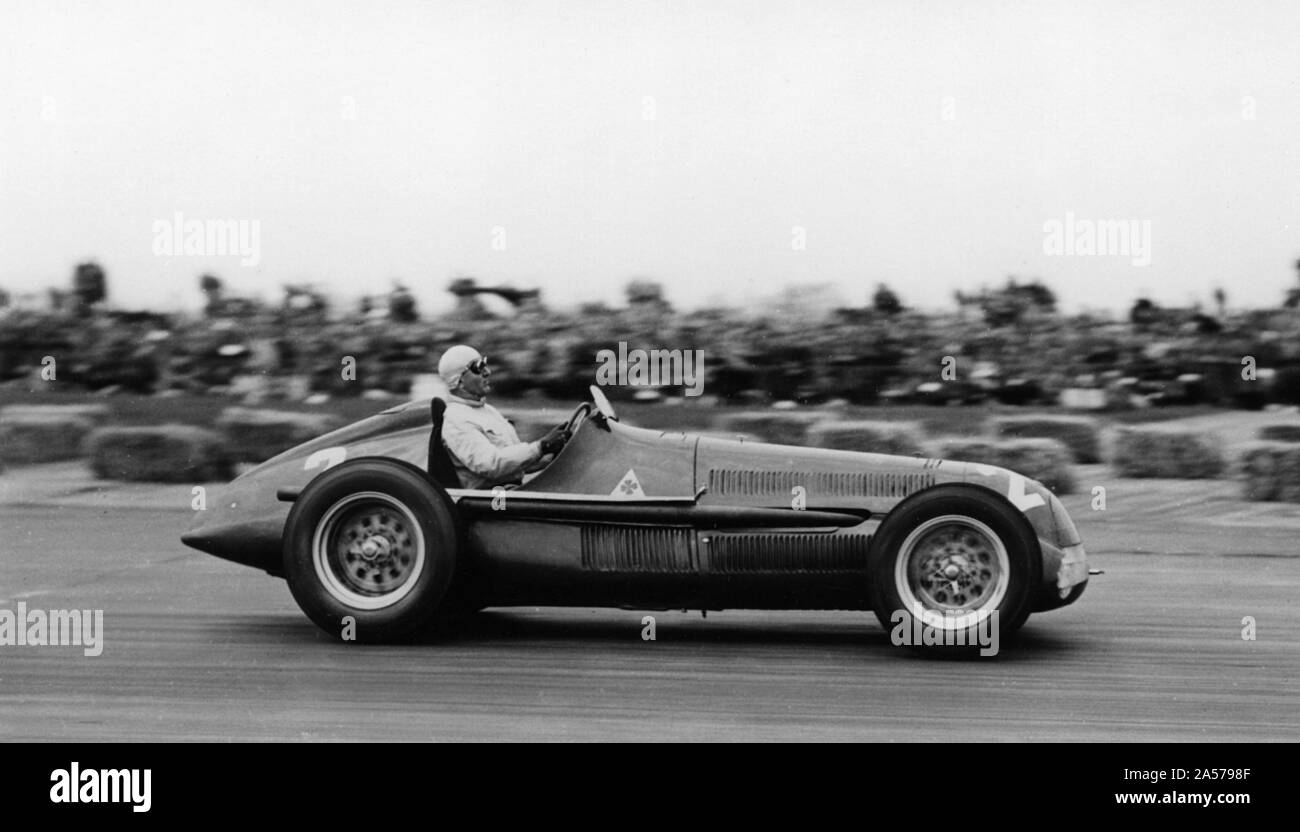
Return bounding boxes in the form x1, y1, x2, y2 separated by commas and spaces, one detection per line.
2, 0, 1298, 315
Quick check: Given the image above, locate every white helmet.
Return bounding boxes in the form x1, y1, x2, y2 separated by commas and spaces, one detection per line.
437, 344, 484, 388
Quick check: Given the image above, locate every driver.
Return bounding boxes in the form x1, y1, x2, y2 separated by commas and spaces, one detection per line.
436, 345, 570, 489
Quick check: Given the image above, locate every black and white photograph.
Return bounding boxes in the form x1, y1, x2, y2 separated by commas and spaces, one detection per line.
0, 0, 1296, 771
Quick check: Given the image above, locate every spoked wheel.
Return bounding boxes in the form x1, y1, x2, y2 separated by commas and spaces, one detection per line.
870, 486, 1039, 653
896, 515, 1009, 625
312, 492, 426, 609
284, 458, 459, 642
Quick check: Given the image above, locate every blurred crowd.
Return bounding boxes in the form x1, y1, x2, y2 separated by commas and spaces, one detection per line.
3, 269, 1300, 410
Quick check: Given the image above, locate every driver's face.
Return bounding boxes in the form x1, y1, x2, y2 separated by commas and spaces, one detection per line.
459, 361, 491, 398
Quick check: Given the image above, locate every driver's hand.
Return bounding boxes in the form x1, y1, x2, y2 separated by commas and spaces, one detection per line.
539, 423, 571, 456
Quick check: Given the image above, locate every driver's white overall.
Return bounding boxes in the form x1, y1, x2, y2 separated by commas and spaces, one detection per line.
440, 393, 544, 489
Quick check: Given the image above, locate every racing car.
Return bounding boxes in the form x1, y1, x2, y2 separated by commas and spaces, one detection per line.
182, 386, 1089, 648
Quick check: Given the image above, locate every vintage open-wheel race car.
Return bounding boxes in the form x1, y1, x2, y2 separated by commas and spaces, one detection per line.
182, 386, 1089, 649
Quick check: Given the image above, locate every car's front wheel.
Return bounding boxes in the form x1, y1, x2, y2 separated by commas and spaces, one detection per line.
869, 486, 1039, 653
283, 458, 459, 642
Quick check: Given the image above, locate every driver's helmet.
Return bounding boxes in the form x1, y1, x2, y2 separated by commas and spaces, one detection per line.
437, 344, 484, 389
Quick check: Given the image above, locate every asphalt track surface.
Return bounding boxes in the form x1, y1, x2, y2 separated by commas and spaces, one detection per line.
2, 475, 1298, 741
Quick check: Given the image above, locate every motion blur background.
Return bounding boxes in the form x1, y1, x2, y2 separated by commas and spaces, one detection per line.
3, 0, 1300, 415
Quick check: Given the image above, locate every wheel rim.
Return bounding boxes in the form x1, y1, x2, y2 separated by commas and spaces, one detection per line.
312, 491, 426, 610
894, 514, 1009, 631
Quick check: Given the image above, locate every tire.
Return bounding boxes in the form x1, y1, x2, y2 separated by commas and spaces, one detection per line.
283, 458, 459, 642
869, 485, 1039, 653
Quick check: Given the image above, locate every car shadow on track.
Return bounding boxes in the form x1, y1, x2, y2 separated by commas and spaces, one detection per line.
423, 610, 881, 647
214, 611, 1082, 661
421, 610, 1084, 661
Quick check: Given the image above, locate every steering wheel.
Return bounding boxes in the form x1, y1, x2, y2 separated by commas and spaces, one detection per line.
563, 401, 592, 436
560, 389, 618, 438
589, 385, 618, 422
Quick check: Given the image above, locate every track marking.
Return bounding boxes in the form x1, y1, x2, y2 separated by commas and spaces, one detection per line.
0, 589, 54, 605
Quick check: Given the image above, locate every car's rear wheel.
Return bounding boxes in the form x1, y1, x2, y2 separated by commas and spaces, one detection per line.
284, 458, 459, 642
869, 485, 1038, 653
